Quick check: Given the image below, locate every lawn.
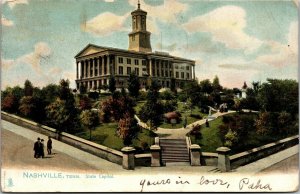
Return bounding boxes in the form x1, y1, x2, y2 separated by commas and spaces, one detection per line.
75, 122, 156, 153
189, 116, 223, 152
189, 112, 297, 154
135, 100, 208, 129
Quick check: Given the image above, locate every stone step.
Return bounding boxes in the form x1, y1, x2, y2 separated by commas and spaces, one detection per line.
165, 162, 190, 166
162, 158, 190, 162
161, 149, 189, 153
161, 146, 188, 150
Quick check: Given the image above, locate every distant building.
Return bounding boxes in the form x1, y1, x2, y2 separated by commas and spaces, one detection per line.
75, 2, 196, 91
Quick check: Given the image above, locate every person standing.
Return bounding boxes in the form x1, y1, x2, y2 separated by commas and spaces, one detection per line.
40, 139, 45, 158
47, 136, 52, 155
33, 137, 41, 159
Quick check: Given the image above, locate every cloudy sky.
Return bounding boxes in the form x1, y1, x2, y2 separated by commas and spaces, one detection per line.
1, 0, 298, 89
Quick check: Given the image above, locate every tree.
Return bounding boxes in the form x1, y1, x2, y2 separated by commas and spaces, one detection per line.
58, 79, 77, 120
79, 84, 87, 94
170, 78, 176, 94
212, 75, 222, 92
139, 80, 164, 130
117, 112, 139, 145
257, 79, 298, 116
128, 72, 140, 98
100, 95, 136, 122
79, 95, 92, 110
41, 84, 60, 105
80, 110, 99, 140
108, 76, 116, 93
200, 79, 213, 95
45, 99, 72, 134
2, 94, 18, 113
19, 96, 37, 119
1, 86, 24, 113
224, 128, 238, 147
24, 80, 34, 96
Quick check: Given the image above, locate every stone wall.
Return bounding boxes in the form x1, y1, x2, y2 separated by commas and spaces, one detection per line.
2, 112, 123, 165
230, 135, 299, 169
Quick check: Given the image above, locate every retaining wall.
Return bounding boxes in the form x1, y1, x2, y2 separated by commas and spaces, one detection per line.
230, 135, 299, 169
2, 112, 123, 165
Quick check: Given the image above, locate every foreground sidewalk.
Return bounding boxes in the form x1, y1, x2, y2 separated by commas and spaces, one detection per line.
1, 120, 298, 175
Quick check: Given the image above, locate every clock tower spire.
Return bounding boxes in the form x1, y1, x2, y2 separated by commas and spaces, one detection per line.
128, 1, 152, 52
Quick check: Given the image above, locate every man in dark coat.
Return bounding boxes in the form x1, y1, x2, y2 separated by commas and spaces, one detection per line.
33, 137, 41, 158
47, 136, 52, 155
40, 139, 45, 158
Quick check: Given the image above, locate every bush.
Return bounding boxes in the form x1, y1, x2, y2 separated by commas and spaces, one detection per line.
138, 91, 147, 101
88, 91, 99, 100
141, 142, 149, 151
190, 124, 202, 139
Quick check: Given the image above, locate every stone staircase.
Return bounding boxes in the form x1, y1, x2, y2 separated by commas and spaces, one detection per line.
159, 138, 190, 165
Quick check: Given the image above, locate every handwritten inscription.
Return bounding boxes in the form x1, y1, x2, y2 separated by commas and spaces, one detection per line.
139, 176, 272, 191
199, 176, 230, 188
239, 178, 272, 191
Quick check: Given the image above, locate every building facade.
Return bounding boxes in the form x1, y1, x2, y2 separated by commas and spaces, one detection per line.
75, 2, 196, 91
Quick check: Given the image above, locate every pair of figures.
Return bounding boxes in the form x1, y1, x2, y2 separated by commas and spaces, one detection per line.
33, 136, 52, 158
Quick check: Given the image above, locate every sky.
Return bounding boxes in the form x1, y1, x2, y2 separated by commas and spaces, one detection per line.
1, 0, 298, 89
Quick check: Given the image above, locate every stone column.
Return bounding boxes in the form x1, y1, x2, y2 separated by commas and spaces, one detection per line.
150, 145, 161, 167
152, 59, 155, 76
101, 57, 104, 76
85, 60, 88, 78
193, 65, 196, 80
216, 147, 231, 172
107, 55, 111, 75
149, 58, 152, 76
80, 61, 84, 79
97, 58, 100, 76
121, 147, 135, 170
190, 144, 201, 166
87, 59, 90, 78
76, 62, 79, 79
154, 137, 159, 145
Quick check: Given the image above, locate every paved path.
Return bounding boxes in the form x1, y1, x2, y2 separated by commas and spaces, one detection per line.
1, 120, 123, 173
154, 111, 235, 139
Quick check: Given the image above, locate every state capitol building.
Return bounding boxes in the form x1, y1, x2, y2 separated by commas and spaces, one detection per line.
75, 2, 196, 91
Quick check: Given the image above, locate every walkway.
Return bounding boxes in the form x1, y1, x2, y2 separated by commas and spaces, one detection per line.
1, 120, 123, 173
1, 120, 298, 176
155, 111, 236, 138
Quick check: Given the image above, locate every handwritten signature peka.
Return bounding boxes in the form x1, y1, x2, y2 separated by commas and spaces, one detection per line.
139, 176, 272, 192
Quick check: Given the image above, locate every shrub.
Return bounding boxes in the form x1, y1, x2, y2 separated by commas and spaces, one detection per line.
190, 124, 202, 139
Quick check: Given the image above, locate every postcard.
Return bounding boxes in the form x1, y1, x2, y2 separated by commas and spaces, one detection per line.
1, 0, 299, 192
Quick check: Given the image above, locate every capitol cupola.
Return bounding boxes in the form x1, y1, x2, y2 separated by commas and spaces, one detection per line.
128, 0, 152, 53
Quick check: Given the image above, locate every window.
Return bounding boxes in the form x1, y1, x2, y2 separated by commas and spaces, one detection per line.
135, 68, 139, 76
176, 72, 179, 78
157, 70, 160, 76
187, 73, 190, 79
181, 72, 184, 79
175, 65, 179, 69
119, 66, 123, 75
186, 66, 190, 70
127, 58, 131, 64
165, 71, 168, 77
142, 60, 146, 66
134, 59, 139, 65
118, 57, 123, 64
127, 67, 131, 75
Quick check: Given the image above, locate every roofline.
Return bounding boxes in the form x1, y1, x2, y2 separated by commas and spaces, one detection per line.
75, 44, 195, 64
